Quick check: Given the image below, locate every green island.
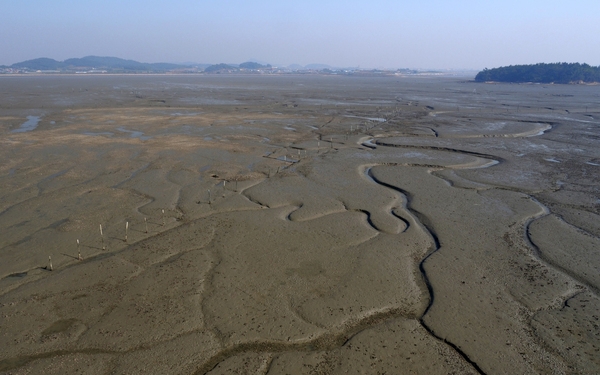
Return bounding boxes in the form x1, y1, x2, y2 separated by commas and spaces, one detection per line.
475, 63, 600, 84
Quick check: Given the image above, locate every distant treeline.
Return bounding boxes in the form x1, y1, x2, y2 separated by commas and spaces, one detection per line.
474, 63, 600, 84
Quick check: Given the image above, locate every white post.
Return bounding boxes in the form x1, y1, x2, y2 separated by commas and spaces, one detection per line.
100, 224, 105, 250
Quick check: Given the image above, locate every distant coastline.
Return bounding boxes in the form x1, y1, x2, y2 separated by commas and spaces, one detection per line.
0, 55, 469, 77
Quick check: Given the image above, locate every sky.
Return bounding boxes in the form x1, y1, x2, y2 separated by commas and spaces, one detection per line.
2, 0, 599, 70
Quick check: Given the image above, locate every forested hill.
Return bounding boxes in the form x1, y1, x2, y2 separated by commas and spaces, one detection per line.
474, 63, 600, 84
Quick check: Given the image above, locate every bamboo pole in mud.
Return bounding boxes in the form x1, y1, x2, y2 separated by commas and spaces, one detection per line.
208, 190, 211, 205
162, 209, 165, 226
100, 224, 105, 250
77, 239, 82, 260
48, 256, 53, 271
144, 217, 148, 234
125, 221, 129, 242
235, 178, 238, 192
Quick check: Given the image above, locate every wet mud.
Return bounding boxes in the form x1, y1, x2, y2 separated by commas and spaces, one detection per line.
0, 75, 599, 374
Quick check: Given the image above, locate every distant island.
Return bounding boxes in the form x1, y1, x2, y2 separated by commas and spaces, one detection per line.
475, 63, 600, 84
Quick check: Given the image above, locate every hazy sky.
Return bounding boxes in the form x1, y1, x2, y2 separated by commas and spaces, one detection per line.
2, 0, 599, 69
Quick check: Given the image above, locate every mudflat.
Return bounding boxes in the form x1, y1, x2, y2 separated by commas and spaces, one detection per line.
0, 75, 598, 374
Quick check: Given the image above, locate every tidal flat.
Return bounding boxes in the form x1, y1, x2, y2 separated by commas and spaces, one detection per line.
0, 74, 599, 374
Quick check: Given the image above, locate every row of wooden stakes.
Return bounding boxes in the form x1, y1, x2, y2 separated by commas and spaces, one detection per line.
47, 209, 168, 271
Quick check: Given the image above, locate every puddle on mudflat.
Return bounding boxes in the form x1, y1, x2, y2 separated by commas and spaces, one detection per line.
83, 131, 114, 137
276, 156, 298, 163
117, 127, 151, 141
344, 115, 387, 122
12, 116, 41, 133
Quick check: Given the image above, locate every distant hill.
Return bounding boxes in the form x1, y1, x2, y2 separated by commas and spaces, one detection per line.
203, 63, 239, 73
239, 61, 271, 70
64, 56, 182, 71
475, 63, 600, 84
11, 58, 65, 70
9, 56, 192, 72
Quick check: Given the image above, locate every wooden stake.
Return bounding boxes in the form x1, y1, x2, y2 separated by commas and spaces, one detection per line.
144, 217, 148, 233
125, 221, 129, 242
162, 209, 165, 226
48, 255, 53, 271
77, 239, 82, 260
100, 224, 105, 250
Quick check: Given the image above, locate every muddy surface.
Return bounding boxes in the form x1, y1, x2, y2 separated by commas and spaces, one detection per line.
0, 75, 599, 374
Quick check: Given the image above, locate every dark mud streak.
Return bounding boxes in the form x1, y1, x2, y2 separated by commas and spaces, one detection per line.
2, 218, 72, 252
375, 141, 506, 164
37, 167, 73, 195
112, 163, 150, 188
0, 349, 116, 372
366, 167, 486, 375
552, 212, 600, 241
